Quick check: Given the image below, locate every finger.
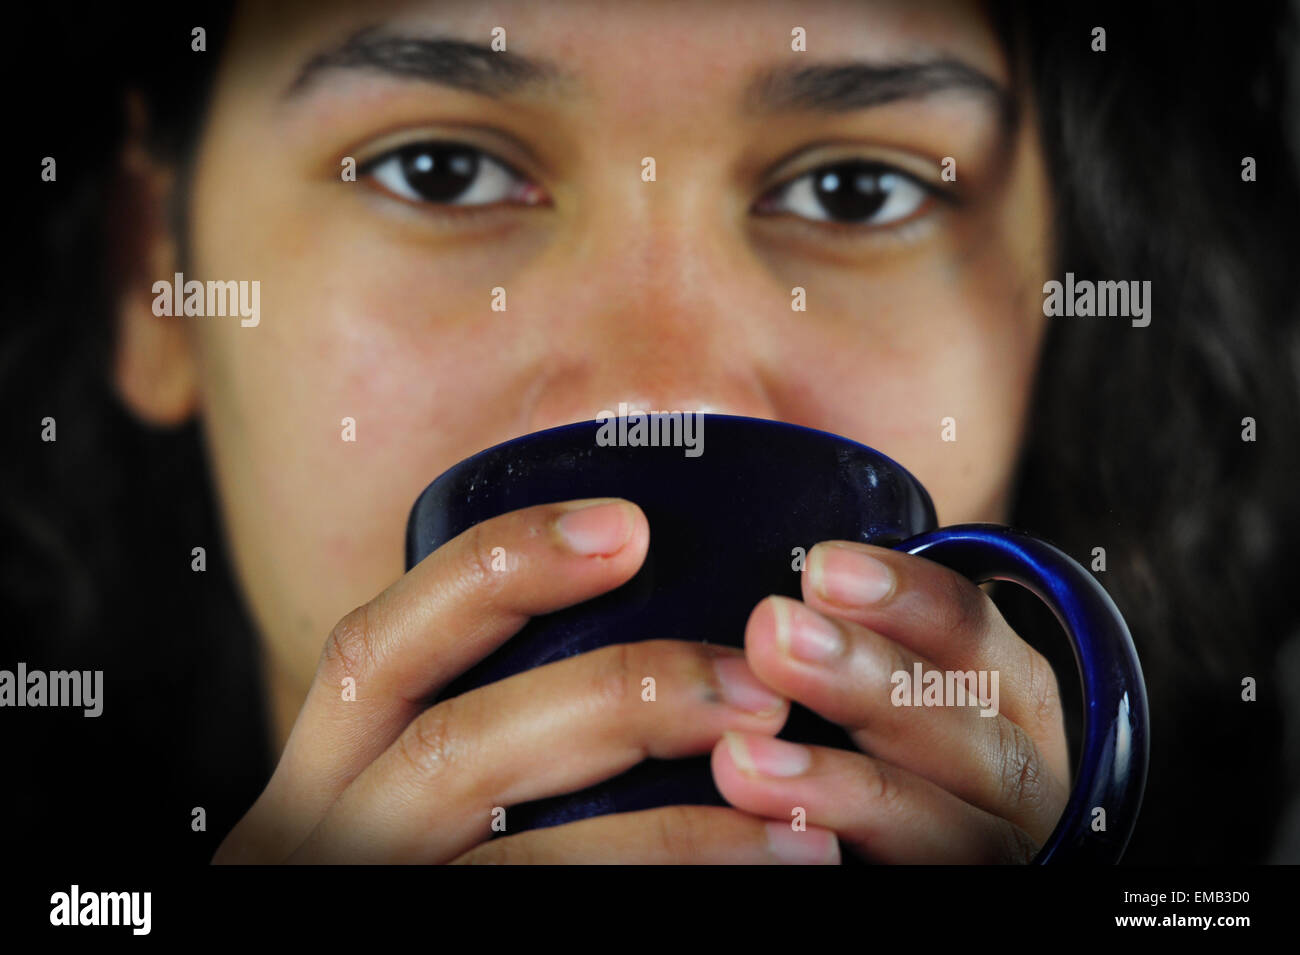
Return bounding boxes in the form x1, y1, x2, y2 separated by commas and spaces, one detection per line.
448, 805, 840, 864
289, 640, 791, 863
216, 497, 648, 863
801, 541, 1066, 750
744, 596, 1069, 842
713, 732, 1040, 864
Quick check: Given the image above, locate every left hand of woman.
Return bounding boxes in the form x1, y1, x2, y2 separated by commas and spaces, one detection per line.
712, 539, 1071, 863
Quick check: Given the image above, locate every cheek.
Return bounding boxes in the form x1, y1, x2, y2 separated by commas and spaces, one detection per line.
186, 223, 539, 651
188, 325, 411, 651
769, 262, 1046, 526
771, 129, 1054, 525
197, 312, 520, 610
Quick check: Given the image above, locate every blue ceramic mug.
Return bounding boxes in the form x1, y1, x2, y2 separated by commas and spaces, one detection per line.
405, 414, 1148, 863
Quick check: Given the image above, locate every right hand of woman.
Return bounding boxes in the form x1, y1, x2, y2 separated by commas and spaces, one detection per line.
212, 498, 841, 864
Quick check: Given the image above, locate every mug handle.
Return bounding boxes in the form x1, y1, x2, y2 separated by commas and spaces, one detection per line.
894, 523, 1149, 864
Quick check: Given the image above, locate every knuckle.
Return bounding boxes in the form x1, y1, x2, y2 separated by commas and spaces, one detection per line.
396, 699, 461, 782
461, 520, 506, 604
879, 636, 916, 698
933, 570, 990, 641
321, 603, 379, 680
994, 717, 1047, 814
865, 758, 903, 812
588, 641, 642, 715
852, 758, 904, 851
1023, 645, 1064, 731
994, 821, 1040, 865
651, 805, 705, 862
454, 834, 535, 865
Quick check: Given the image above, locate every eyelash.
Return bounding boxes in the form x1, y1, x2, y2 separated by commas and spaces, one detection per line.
357, 141, 544, 219
358, 139, 949, 231
753, 161, 949, 230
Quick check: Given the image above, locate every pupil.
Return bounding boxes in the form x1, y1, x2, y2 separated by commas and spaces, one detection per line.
814, 162, 888, 221
400, 145, 480, 201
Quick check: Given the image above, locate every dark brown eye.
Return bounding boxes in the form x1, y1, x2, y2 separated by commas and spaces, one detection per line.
760, 160, 931, 226
362, 142, 530, 206
813, 162, 890, 220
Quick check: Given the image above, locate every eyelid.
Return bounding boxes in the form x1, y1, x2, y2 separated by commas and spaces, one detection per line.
758, 142, 951, 196
752, 156, 960, 231
748, 153, 957, 252
355, 137, 552, 213
355, 141, 521, 179
345, 123, 548, 183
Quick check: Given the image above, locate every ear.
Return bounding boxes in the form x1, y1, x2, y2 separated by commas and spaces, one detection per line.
109, 92, 199, 427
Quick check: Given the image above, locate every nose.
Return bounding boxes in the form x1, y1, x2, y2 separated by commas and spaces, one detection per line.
521, 348, 778, 435
518, 212, 782, 434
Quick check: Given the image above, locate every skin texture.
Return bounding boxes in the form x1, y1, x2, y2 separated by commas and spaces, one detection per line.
113, 0, 1066, 862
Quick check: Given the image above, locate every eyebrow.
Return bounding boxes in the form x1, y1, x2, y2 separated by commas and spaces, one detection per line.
286, 30, 1010, 124
745, 57, 1011, 115
285, 27, 569, 99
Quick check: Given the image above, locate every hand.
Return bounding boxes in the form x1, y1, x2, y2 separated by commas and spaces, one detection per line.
710, 540, 1070, 863
213, 498, 839, 864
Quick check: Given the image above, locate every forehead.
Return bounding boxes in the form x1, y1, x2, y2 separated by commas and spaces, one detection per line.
224, 0, 1008, 99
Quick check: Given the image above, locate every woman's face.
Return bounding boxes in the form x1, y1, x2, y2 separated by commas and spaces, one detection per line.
117, 0, 1052, 739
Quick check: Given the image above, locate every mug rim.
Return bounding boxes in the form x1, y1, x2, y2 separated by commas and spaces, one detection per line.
419, 412, 933, 505
406, 412, 940, 574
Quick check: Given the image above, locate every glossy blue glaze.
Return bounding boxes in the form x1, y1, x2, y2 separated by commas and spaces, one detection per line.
406, 414, 1149, 863
899, 526, 1148, 863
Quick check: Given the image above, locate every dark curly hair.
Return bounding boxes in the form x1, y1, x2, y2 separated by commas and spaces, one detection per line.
3, 0, 1297, 863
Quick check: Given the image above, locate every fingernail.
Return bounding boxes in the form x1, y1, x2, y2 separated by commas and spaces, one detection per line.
554, 499, 634, 556
809, 543, 895, 607
712, 656, 786, 716
772, 598, 844, 664
765, 822, 841, 865
724, 731, 811, 777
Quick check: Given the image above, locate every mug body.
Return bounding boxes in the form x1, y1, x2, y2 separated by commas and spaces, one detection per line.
406, 414, 938, 830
